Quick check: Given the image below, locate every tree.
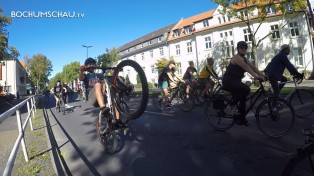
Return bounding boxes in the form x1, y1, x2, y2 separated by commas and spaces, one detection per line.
212, 0, 307, 67
26, 54, 53, 91
154, 56, 175, 74
61, 61, 80, 83
97, 48, 121, 67
0, 7, 19, 60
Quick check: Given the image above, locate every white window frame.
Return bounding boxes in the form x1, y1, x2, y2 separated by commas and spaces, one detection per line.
185, 26, 192, 34
187, 42, 192, 53
292, 47, 304, 66
243, 28, 252, 42
176, 45, 181, 55
270, 24, 280, 39
289, 22, 299, 37
159, 47, 164, 56
205, 36, 212, 49
203, 20, 209, 27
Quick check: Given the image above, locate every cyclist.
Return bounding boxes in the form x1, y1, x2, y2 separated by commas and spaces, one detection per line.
198, 57, 218, 99
183, 61, 198, 95
264, 44, 303, 98
53, 80, 67, 111
79, 58, 125, 127
222, 41, 265, 125
158, 60, 182, 108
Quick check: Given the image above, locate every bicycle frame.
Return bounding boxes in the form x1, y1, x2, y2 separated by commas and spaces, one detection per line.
243, 81, 268, 116
278, 77, 302, 101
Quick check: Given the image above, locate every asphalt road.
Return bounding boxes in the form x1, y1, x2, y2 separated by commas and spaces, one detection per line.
41, 94, 314, 176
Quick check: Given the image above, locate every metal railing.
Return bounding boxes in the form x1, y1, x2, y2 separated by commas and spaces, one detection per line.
0, 96, 37, 176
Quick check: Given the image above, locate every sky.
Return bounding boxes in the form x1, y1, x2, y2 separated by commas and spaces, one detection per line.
1, 0, 218, 78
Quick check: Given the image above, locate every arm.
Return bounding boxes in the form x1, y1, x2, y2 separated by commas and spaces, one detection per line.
167, 72, 176, 82
282, 55, 299, 75
232, 55, 262, 79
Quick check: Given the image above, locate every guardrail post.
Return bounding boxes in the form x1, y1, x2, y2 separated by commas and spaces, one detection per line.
30, 98, 35, 118
33, 96, 37, 112
27, 100, 33, 131
16, 109, 29, 162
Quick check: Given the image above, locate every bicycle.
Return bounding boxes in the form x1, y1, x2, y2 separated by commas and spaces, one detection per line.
94, 60, 149, 154
281, 125, 314, 175
152, 81, 195, 112
251, 73, 314, 118
55, 92, 65, 115
191, 77, 226, 106
205, 79, 295, 138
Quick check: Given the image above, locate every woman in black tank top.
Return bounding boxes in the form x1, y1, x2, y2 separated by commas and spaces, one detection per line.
222, 41, 265, 125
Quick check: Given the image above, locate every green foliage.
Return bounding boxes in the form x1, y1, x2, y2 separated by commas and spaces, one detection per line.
147, 82, 153, 89
0, 7, 19, 60
97, 48, 121, 67
26, 54, 53, 90
61, 61, 80, 83
154, 56, 175, 74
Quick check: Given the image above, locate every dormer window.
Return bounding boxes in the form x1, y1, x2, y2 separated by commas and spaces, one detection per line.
267, 7, 276, 14
173, 30, 180, 37
203, 20, 209, 27
185, 26, 192, 34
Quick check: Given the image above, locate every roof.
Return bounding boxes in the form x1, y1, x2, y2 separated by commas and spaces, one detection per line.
118, 23, 177, 52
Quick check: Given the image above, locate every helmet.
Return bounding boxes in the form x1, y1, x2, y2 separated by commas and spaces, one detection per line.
237, 41, 248, 48
84, 57, 96, 66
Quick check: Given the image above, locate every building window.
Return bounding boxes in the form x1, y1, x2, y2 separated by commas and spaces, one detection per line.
270, 24, 280, 39
289, 22, 299, 37
176, 45, 181, 55
267, 7, 276, 14
149, 40, 152, 45
229, 31, 233, 36
176, 62, 182, 75
150, 50, 153, 58
173, 30, 180, 37
223, 16, 226, 23
205, 37, 212, 49
151, 65, 155, 73
220, 33, 223, 38
203, 20, 209, 27
230, 41, 235, 56
158, 37, 162, 42
187, 42, 192, 53
185, 26, 192, 34
246, 52, 253, 62
218, 17, 221, 24
141, 53, 144, 60
243, 29, 252, 42
240, 11, 248, 18
292, 48, 303, 66
159, 47, 164, 56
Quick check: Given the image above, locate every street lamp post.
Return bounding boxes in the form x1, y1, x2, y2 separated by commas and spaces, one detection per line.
82, 45, 93, 58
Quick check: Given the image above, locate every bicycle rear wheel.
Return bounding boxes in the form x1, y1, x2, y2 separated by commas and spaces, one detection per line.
112, 60, 149, 120
205, 96, 235, 131
281, 147, 314, 176
192, 85, 206, 106
256, 97, 295, 138
289, 89, 314, 118
95, 111, 117, 154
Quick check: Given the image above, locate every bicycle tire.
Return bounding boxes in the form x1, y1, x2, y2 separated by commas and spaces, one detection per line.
95, 111, 117, 154
60, 98, 65, 115
281, 145, 314, 176
256, 97, 295, 138
289, 89, 314, 118
177, 92, 194, 112
205, 96, 235, 131
112, 60, 149, 120
192, 85, 206, 106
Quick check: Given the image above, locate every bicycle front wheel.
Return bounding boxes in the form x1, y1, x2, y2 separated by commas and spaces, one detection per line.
205, 96, 235, 131
290, 89, 314, 118
112, 60, 149, 120
95, 111, 117, 154
256, 97, 295, 138
281, 147, 314, 176
177, 92, 194, 112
